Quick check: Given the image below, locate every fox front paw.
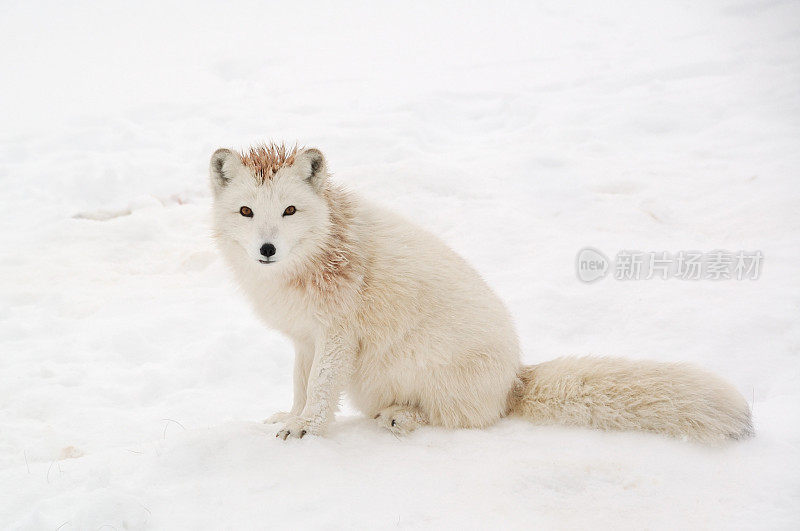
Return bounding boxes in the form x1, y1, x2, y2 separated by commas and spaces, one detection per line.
276, 417, 317, 440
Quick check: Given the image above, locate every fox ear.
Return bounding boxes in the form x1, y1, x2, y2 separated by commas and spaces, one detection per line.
209, 148, 242, 194
294, 148, 327, 191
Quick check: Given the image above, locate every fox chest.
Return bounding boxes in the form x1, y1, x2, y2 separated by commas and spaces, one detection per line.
246, 284, 319, 341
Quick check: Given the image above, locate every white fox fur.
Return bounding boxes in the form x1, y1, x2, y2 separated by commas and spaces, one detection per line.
209, 143, 753, 443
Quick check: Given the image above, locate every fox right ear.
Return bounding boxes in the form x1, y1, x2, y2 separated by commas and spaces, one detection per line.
209, 148, 242, 194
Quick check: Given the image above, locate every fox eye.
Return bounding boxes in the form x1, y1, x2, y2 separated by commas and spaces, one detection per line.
283, 205, 296, 216
239, 206, 253, 217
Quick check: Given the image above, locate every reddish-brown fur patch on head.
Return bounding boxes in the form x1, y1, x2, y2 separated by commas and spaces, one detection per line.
240, 143, 300, 183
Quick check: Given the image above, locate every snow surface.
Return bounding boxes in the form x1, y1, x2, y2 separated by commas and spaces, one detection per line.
1, 1, 799, 529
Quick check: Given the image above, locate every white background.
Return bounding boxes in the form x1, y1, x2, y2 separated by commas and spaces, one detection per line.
1, 1, 798, 528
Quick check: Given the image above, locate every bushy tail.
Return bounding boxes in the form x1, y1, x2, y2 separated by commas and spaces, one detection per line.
508, 356, 753, 443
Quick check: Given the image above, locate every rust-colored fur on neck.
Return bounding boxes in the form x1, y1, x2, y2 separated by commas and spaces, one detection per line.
287, 186, 365, 304
240, 142, 300, 183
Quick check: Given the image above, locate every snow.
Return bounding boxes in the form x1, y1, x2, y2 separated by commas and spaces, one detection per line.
1, 0, 799, 528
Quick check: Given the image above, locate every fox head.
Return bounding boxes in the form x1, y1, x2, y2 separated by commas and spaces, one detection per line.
209, 145, 332, 272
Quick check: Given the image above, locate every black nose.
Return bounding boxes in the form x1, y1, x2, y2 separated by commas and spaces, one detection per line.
260, 243, 276, 257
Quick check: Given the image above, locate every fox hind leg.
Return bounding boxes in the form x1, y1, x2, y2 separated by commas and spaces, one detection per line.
374, 404, 428, 435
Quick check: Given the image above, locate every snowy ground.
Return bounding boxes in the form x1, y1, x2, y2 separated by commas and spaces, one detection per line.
2, 1, 799, 529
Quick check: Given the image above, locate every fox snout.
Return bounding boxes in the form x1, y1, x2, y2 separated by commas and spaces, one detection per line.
260, 243, 276, 258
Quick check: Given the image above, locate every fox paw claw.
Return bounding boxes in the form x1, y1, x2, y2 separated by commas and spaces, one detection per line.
276, 417, 316, 440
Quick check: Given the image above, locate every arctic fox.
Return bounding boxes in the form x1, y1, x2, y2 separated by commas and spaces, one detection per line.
209, 143, 753, 443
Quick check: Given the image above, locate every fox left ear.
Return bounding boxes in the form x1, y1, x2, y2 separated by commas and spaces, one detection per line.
294, 148, 327, 191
